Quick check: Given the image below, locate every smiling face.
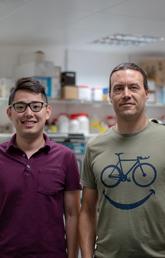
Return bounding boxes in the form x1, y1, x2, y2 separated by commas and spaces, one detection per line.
110, 69, 148, 123
7, 90, 52, 140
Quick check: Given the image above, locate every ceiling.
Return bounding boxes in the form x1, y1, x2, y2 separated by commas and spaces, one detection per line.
1, 0, 165, 55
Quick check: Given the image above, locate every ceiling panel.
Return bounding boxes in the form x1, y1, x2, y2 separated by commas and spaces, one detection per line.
107, 0, 165, 22
0, 0, 164, 54
0, 0, 30, 20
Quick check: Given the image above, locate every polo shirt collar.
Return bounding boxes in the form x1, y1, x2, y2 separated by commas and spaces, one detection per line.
6, 133, 51, 153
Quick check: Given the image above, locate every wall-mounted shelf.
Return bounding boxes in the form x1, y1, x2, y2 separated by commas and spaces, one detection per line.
48, 98, 165, 107
48, 98, 111, 106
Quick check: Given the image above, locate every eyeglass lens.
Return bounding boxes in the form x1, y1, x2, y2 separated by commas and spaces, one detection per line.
12, 102, 46, 113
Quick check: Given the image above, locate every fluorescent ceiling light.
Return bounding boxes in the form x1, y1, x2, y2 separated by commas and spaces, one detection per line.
91, 33, 164, 47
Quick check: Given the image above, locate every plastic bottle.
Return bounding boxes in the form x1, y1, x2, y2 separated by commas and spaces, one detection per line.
69, 114, 80, 133
92, 87, 103, 101
57, 113, 69, 133
77, 113, 90, 135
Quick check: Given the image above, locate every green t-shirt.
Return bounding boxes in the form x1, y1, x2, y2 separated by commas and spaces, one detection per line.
81, 121, 165, 258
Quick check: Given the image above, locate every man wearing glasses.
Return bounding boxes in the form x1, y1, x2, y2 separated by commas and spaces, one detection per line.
0, 77, 81, 258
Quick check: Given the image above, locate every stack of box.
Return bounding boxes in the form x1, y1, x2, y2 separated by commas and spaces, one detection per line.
61, 72, 78, 100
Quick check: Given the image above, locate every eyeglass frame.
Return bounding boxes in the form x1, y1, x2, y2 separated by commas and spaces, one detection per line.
9, 101, 48, 113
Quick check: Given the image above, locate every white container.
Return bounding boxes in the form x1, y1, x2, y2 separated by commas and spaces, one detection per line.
92, 88, 103, 101
78, 85, 92, 101
58, 113, 69, 133
69, 114, 80, 133
78, 113, 90, 135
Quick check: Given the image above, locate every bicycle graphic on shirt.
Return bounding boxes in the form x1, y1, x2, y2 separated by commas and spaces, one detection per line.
101, 153, 157, 188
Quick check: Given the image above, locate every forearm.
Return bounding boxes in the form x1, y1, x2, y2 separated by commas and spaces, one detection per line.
66, 214, 79, 258
79, 210, 96, 258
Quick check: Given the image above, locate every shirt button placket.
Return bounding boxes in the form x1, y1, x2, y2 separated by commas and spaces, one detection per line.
24, 164, 31, 176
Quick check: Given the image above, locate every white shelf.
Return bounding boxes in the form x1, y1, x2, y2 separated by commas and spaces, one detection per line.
146, 102, 165, 107
49, 98, 165, 108
48, 98, 111, 105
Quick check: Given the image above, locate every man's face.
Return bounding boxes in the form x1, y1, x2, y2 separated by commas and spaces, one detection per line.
7, 90, 52, 138
109, 69, 148, 121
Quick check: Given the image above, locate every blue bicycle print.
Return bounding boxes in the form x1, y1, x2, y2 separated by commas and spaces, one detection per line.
101, 153, 157, 188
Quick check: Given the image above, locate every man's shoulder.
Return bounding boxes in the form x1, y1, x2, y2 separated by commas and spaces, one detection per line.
0, 140, 10, 151
87, 129, 112, 148
149, 121, 165, 133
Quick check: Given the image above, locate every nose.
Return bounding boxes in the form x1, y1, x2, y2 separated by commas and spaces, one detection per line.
24, 105, 33, 116
122, 86, 131, 98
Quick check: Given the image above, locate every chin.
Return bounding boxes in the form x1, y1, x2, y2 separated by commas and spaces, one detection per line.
120, 110, 135, 116
21, 131, 38, 137
120, 112, 137, 120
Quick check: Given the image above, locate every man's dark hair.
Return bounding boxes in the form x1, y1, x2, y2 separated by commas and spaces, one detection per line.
109, 62, 149, 92
8, 77, 48, 105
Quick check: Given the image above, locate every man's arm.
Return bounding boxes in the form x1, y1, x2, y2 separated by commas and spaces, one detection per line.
79, 187, 98, 258
64, 190, 80, 258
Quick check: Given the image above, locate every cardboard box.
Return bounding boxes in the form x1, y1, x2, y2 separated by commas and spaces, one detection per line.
62, 86, 78, 100
139, 59, 165, 85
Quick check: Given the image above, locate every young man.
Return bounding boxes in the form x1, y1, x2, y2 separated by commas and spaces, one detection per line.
79, 63, 165, 258
0, 77, 81, 258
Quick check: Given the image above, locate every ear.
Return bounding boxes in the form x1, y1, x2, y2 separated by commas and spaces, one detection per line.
6, 107, 12, 121
145, 89, 149, 100
109, 93, 112, 103
46, 104, 52, 120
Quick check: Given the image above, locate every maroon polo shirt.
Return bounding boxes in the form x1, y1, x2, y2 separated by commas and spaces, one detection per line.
0, 134, 81, 258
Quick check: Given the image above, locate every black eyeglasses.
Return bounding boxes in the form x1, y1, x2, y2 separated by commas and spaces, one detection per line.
10, 101, 48, 113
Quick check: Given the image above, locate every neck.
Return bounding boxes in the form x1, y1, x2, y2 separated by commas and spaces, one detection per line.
114, 115, 149, 134
16, 134, 45, 158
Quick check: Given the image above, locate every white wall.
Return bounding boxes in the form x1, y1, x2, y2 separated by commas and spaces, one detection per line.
67, 49, 129, 87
